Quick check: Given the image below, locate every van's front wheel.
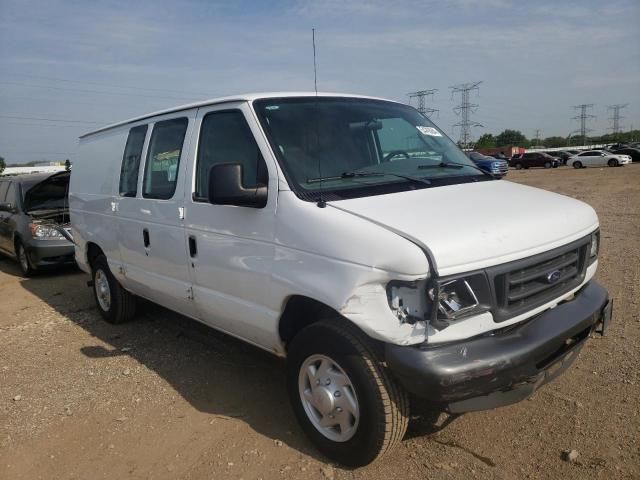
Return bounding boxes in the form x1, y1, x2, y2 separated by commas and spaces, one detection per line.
91, 255, 136, 324
286, 319, 409, 467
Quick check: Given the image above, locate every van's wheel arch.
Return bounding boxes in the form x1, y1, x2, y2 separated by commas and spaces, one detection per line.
286, 318, 409, 467
91, 255, 136, 324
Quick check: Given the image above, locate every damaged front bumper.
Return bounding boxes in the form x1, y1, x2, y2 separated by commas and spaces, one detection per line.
385, 281, 611, 413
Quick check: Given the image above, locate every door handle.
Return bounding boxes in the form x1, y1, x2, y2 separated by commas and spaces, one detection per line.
143, 229, 150, 248
188, 236, 197, 257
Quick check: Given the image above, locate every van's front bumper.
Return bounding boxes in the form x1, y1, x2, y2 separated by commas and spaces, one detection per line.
385, 281, 611, 413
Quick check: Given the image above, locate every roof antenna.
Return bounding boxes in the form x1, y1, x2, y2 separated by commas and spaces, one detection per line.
313, 28, 326, 208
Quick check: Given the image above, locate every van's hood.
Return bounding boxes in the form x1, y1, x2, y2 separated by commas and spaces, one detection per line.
329, 180, 599, 276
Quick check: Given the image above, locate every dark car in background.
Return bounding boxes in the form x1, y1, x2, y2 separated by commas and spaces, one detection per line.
0, 172, 74, 276
467, 152, 509, 177
610, 147, 640, 162
544, 150, 572, 164
510, 152, 560, 169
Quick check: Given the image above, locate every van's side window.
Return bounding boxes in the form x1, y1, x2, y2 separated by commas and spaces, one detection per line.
194, 110, 267, 200
119, 125, 148, 197
142, 118, 188, 200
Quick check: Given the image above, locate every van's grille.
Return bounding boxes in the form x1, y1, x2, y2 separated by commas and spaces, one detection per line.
489, 238, 590, 322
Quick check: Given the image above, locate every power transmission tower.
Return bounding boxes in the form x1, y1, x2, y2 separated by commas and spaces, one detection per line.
450, 81, 483, 148
608, 104, 628, 139
534, 129, 541, 147
572, 104, 595, 146
407, 89, 439, 118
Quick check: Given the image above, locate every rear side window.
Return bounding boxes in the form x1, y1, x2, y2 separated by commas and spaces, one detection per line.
119, 125, 148, 197
5, 183, 17, 205
0, 182, 7, 202
194, 111, 267, 200
143, 118, 188, 199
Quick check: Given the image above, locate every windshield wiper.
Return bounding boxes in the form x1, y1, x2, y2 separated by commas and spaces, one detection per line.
307, 171, 431, 186
418, 161, 496, 179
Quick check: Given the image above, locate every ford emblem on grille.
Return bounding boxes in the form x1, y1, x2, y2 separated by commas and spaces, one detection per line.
546, 270, 561, 284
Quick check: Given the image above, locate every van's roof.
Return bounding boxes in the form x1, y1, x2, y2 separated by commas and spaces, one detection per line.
80, 92, 397, 139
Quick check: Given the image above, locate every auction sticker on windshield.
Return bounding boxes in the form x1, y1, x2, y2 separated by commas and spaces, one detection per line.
416, 126, 442, 136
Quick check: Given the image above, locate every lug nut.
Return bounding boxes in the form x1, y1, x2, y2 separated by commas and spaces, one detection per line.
334, 391, 341, 398
325, 379, 331, 385
336, 407, 343, 413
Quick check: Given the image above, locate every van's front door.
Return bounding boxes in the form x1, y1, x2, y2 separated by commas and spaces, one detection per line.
182, 103, 279, 350
116, 113, 197, 318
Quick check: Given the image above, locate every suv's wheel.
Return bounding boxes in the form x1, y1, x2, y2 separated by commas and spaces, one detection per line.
608, 158, 618, 167
573, 161, 583, 169
91, 255, 136, 324
15, 240, 35, 277
286, 319, 409, 467
544, 161, 551, 168
515, 163, 523, 170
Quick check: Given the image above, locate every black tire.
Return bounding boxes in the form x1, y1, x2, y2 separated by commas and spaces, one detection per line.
608, 158, 618, 167
15, 239, 36, 277
544, 162, 551, 168
91, 255, 136, 324
515, 163, 523, 170
286, 319, 409, 467
573, 161, 583, 169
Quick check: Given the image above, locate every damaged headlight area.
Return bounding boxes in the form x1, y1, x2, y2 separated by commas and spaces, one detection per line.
428, 273, 492, 328
386, 273, 492, 330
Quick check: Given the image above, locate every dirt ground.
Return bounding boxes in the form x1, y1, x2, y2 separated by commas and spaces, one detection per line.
1, 164, 639, 480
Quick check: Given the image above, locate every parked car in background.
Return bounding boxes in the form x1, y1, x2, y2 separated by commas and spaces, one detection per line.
567, 150, 632, 168
544, 150, 572, 164
610, 147, 640, 162
467, 152, 508, 177
0, 172, 74, 276
510, 152, 559, 169
70, 92, 611, 466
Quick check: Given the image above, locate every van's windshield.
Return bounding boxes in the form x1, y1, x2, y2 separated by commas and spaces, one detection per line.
253, 97, 490, 200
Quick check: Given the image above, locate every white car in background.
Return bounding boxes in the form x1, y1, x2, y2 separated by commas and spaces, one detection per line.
568, 150, 632, 168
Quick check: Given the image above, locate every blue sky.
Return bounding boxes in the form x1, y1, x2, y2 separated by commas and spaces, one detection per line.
1, 0, 639, 164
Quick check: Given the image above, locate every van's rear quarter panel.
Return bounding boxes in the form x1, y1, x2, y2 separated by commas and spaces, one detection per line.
70, 129, 127, 268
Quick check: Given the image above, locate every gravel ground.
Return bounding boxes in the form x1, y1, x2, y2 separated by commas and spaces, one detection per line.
1, 164, 639, 479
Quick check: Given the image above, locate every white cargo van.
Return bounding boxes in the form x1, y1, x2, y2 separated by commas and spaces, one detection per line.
70, 93, 612, 466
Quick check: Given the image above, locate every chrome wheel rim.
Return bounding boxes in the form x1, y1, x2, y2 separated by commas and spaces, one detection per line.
298, 354, 360, 442
18, 246, 29, 272
94, 269, 111, 312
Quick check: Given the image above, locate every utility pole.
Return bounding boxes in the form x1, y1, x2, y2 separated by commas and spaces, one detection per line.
450, 81, 483, 148
534, 129, 541, 147
572, 104, 595, 146
608, 104, 628, 140
407, 89, 439, 118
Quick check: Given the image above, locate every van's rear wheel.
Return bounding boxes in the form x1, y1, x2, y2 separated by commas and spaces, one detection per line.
91, 255, 136, 324
286, 319, 409, 467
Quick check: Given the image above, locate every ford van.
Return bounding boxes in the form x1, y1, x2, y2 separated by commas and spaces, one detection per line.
70, 93, 612, 466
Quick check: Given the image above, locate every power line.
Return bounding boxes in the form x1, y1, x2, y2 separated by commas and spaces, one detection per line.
571, 104, 595, 145
450, 81, 483, 148
407, 89, 439, 118
608, 103, 628, 137
5, 73, 213, 97
0, 114, 105, 124
0, 81, 202, 101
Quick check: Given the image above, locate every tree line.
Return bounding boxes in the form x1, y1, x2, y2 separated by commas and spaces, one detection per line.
474, 129, 640, 149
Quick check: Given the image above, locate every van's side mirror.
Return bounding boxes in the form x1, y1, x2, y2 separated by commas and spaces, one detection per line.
208, 163, 267, 209
0, 202, 14, 213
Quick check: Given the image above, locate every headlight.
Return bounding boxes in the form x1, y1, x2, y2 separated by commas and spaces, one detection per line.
30, 224, 63, 239
589, 230, 599, 262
